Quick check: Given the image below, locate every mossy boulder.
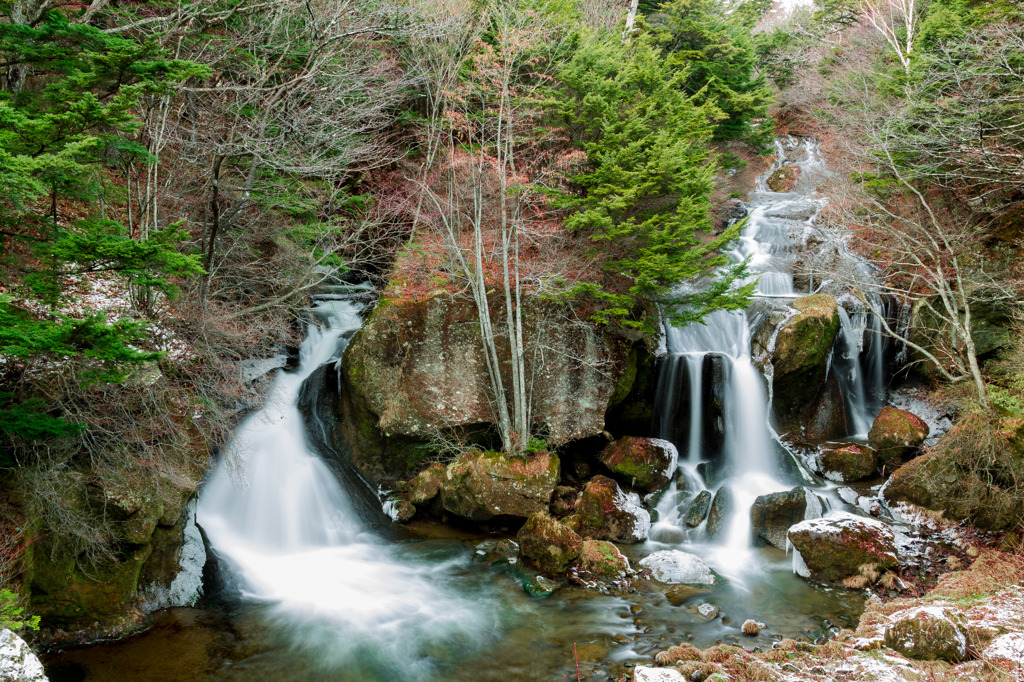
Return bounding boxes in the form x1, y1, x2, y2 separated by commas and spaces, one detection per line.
339, 289, 634, 484
576, 540, 629, 580
869, 407, 929, 472
766, 165, 800, 192
684, 490, 713, 528
770, 295, 842, 437
787, 512, 898, 585
884, 606, 968, 661
406, 462, 445, 506
576, 475, 651, 544
440, 450, 559, 522
517, 511, 583, 575
598, 436, 678, 493
817, 443, 878, 483
750, 487, 823, 550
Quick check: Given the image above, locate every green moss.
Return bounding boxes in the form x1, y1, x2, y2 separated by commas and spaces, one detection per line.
609, 345, 638, 407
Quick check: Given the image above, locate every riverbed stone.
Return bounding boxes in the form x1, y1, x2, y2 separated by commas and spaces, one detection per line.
639, 550, 717, 585
770, 295, 842, 438
869, 407, 929, 473
440, 450, 559, 522
599, 436, 678, 493
817, 443, 878, 483
576, 476, 651, 544
883, 606, 968, 661
0, 629, 47, 682
684, 490, 713, 527
750, 487, 823, 550
517, 512, 583, 575
705, 487, 734, 541
576, 540, 630, 580
787, 511, 898, 584
633, 666, 687, 682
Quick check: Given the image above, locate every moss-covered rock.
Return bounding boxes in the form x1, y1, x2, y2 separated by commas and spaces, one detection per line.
817, 443, 878, 483
598, 436, 678, 493
787, 512, 898, 585
576, 475, 651, 544
575, 540, 629, 580
684, 490, 713, 528
440, 450, 559, 522
770, 295, 842, 438
883, 606, 968, 661
549, 486, 578, 518
869, 407, 929, 472
766, 165, 800, 193
406, 462, 445, 506
517, 511, 583, 575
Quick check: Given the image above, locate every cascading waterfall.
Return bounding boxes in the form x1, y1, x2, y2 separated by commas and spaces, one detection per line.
197, 288, 492, 679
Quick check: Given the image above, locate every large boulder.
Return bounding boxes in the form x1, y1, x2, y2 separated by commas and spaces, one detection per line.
339, 289, 635, 484
770, 295, 842, 438
0, 629, 47, 682
575, 476, 651, 544
883, 606, 968, 662
766, 165, 800, 193
817, 443, 878, 483
751, 487, 824, 550
576, 540, 630, 580
639, 550, 717, 585
599, 437, 678, 493
787, 511, 898, 584
869, 407, 929, 472
440, 450, 559, 522
684, 490, 713, 528
517, 512, 583, 575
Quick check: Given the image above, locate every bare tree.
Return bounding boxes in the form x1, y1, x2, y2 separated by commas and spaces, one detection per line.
859, 0, 917, 72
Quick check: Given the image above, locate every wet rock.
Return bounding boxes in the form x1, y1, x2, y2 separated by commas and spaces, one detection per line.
517, 511, 583, 575
817, 443, 878, 483
386, 499, 416, 522
406, 463, 445, 505
665, 585, 704, 606
684, 490, 713, 527
696, 603, 720, 619
549, 486, 578, 518
701, 355, 729, 456
576, 540, 630, 580
766, 165, 800, 193
770, 295, 841, 437
705, 487, 734, 541
576, 476, 651, 544
599, 436, 678, 493
0, 629, 47, 682
750, 487, 823, 550
884, 606, 968, 661
475, 539, 519, 562
639, 550, 717, 585
741, 619, 761, 636
869, 407, 929, 473
440, 450, 559, 522
633, 666, 686, 682
765, 198, 818, 221
787, 511, 898, 584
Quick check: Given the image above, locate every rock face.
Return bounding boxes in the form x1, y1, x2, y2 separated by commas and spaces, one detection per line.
770, 295, 843, 438
575, 476, 651, 544
339, 290, 634, 484
705, 487, 734, 540
869, 407, 929, 472
817, 443, 878, 483
766, 165, 800, 192
599, 437, 678, 493
517, 512, 583, 575
576, 540, 630, 580
684, 490, 713, 527
884, 606, 968, 661
639, 550, 717, 585
440, 450, 559, 521
787, 511, 898, 584
751, 487, 823, 550
0, 629, 47, 682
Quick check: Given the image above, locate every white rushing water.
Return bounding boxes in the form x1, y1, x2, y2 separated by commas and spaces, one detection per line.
197, 291, 492, 679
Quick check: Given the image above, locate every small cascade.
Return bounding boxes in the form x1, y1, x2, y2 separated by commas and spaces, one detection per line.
197, 287, 491, 679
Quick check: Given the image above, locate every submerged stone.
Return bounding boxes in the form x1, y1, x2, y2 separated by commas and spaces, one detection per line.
684, 490, 713, 528
599, 436, 678, 493
704, 487, 734, 540
575, 475, 651, 544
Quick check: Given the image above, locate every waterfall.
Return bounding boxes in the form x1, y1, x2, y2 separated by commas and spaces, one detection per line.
197, 288, 492, 679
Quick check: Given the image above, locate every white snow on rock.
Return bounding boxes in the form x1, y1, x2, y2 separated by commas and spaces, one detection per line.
615, 487, 652, 543
646, 438, 679, 482
632, 665, 686, 682
639, 550, 716, 585
142, 498, 206, 612
789, 510, 894, 539
986, 632, 1024, 664
0, 629, 47, 682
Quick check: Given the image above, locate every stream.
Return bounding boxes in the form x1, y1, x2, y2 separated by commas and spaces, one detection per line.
44, 139, 886, 682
